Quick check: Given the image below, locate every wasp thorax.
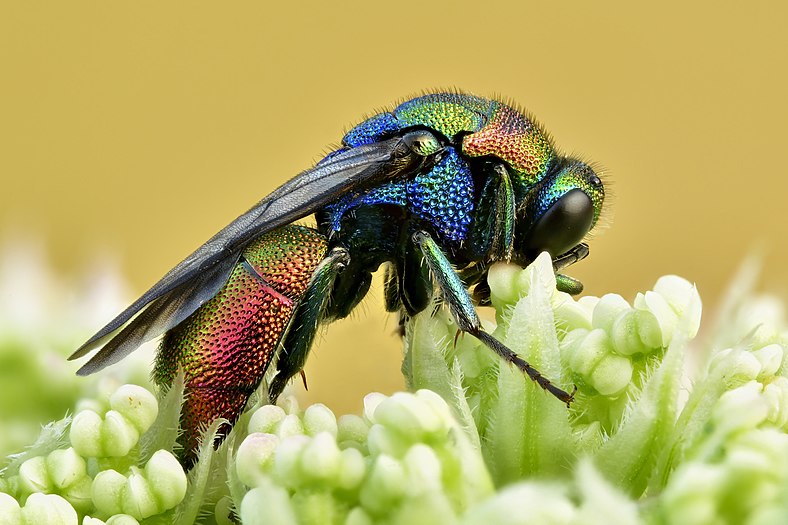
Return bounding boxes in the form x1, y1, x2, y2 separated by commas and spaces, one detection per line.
515, 158, 604, 260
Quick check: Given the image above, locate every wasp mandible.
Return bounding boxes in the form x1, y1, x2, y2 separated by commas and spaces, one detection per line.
69, 92, 605, 463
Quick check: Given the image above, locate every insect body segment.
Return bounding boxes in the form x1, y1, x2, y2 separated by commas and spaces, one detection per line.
70, 92, 606, 465
153, 226, 327, 461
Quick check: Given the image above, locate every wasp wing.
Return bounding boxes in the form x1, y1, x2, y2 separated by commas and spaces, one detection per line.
70, 136, 427, 374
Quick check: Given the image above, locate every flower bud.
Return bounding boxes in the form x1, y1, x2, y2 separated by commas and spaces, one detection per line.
763, 377, 788, 429
273, 435, 309, 487
275, 414, 305, 439
91, 469, 127, 516
708, 348, 762, 383
337, 414, 369, 447
144, 450, 187, 510
120, 469, 158, 519
402, 444, 442, 494
554, 296, 593, 333
336, 448, 366, 491
300, 432, 341, 483
46, 448, 87, 490
0, 492, 22, 524
653, 275, 702, 337
487, 263, 526, 307
751, 344, 784, 379
303, 404, 338, 437
592, 294, 631, 333
239, 479, 298, 525
70, 410, 104, 457
109, 385, 158, 434
236, 433, 280, 486
359, 455, 406, 514
248, 405, 286, 435
661, 463, 723, 524
589, 353, 633, 397
634, 291, 678, 348
564, 329, 609, 377
363, 393, 387, 424
21, 493, 78, 525
101, 411, 140, 457
713, 381, 769, 433
105, 515, 141, 525
19, 456, 50, 494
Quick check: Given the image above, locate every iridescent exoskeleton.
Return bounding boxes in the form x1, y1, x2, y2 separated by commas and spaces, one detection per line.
69, 92, 605, 465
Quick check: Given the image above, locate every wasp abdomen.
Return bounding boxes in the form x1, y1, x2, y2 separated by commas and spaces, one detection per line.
154, 225, 327, 461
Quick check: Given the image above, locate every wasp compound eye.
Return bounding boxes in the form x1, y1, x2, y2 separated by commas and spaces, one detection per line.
522, 188, 594, 258
402, 130, 443, 157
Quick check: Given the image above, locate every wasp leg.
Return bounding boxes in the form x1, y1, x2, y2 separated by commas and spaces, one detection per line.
467, 163, 516, 260
554, 243, 589, 295
413, 230, 574, 406
268, 246, 350, 403
554, 243, 589, 270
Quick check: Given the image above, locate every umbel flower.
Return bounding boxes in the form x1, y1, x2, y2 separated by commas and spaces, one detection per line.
0, 253, 786, 524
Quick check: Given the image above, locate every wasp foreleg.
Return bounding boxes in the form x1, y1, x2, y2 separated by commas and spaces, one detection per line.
412, 230, 574, 407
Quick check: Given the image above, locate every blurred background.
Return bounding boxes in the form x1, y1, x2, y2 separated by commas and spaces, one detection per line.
1, 1, 786, 416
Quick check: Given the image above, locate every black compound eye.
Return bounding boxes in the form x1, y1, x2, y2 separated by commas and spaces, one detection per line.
523, 188, 594, 258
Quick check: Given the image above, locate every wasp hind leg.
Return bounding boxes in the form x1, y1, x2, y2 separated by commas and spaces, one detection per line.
412, 230, 575, 407
268, 246, 350, 403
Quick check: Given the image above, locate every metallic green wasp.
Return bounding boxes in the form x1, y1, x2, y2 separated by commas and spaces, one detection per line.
69, 92, 605, 464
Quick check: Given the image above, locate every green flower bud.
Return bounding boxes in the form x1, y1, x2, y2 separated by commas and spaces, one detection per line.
374, 392, 446, 443
487, 263, 526, 307
634, 291, 678, 348
359, 454, 406, 515
239, 478, 298, 525
345, 507, 374, 525
69, 409, 140, 458
653, 275, 702, 337
460, 483, 575, 525
661, 463, 724, 525
19, 456, 50, 494
589, 353, 633, 397
276, 414, 305, 439
713, 381, 769, 433
336, 447, 366, 491
273, 435, 310, 486
303, 404, 338, 437
248, 405, 286, 435
120, 469, 158, 519
105, 515, 141, 525
0, 492, 22, 524
553, 295, 592, 333
402, 444, 442, 494
91, 451, 185, 520
236, 433, 280, 486
708, 348, 762, 384
144, 450, 187, 510
337, 414, 369, 447
108, 385, 157, 434
366, 424, 408, 458
70, 410, 104, 457
21, 493, 78, 525
751, 344, 784, 379
363, 393, 387, 424
91, 469, 127, 516
763, 377, 788, 429
610, 310, 650, 356
300, 432, 341, 484
592, 294, 631, 333
46, 448, 87, 490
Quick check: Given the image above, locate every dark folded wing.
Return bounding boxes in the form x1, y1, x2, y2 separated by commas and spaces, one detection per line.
70, 135, 424, 373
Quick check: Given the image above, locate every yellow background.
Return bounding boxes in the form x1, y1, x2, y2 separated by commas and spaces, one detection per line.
2, 1, 787, 414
